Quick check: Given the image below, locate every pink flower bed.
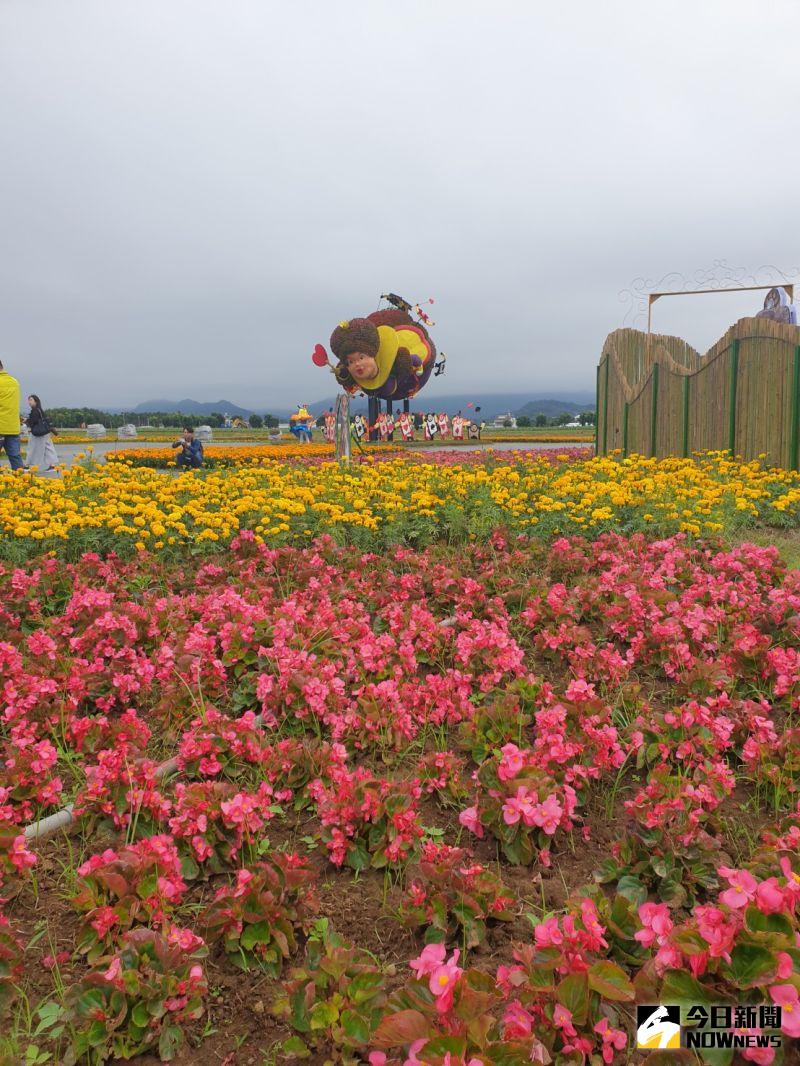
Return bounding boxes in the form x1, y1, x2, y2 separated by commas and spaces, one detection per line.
1, 531, 799, 1062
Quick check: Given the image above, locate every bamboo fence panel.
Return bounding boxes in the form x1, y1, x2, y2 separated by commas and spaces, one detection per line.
735, 334, 793, 466
655, 366, 684, 457
605, 356, 626, 452
688, 346, 731, 454
627, 378, 650, 455
603, 328, 701, 389
598, 317, 800, 468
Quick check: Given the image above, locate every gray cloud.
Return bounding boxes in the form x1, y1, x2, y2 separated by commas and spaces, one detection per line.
1, 0, 798, 409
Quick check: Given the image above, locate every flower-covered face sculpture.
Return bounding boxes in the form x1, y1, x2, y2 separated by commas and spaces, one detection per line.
345, 350, 380, 381
319, 309, 437, 401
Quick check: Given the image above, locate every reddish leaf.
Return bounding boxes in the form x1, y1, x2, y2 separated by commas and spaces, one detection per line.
372, 1009, 429, 1048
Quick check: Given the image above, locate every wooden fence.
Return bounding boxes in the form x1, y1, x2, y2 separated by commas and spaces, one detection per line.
596, 317, 800, 468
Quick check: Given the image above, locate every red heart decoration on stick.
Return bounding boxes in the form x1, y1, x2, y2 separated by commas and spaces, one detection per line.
312, 344, 329, 367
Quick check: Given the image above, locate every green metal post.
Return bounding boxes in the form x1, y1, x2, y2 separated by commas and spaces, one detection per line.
650, 363, 659, 457
728, 339, 739, 455
682, 375, 690, 458
602, 356, 609, 456
622, 402, 629, 457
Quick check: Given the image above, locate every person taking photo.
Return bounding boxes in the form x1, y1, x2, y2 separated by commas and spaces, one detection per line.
172, 426, 204, 469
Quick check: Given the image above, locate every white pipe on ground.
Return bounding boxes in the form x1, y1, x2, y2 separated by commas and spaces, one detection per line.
22, 611, 461, 844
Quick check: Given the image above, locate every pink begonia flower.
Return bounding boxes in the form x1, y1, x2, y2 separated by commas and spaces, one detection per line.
77, 848, 119, 878
429, 960, 461, 999
497, 743, 525, 781
739, 1032, 775, 1065
10, 834, 37, 873
458, 805, 483, 837
502, 785, 535, 826
562, 1036, 593, 1056
779, 856, 800, 899
502, 1000, 534, 1038
534, 916, 564, 947
166, 926, 204, 953
368, 1054, 387, 1066
409, 942, 446, 979
531, 793, 563, 835
565, 677, 596, 702
90, 906, 119, 939
718, 866, 758, 909
428, 949, 462, 1014
580, 898, 608, 949
636, 901, 674, 947
103, 956, 122, 983
654, 942, 685, 975
688, 951, 709, 979
403, 1038, 427, 1065
755, 877, 785, 915
695, 904, 737, 960
594, 1018, 627, 1063
769, 984, 800, 1038
553, 1004, 577, 1037
42, 951, 69, 970
776, 952, 793, 979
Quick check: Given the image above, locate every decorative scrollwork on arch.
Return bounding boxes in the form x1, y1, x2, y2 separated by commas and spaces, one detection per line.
618, 261, 800, 328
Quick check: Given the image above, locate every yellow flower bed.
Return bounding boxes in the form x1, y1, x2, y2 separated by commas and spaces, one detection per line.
1, 451, 799, 557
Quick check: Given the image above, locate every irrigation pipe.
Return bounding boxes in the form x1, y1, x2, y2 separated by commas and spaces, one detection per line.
23, 724, 259, 843
23, 616, 461, 843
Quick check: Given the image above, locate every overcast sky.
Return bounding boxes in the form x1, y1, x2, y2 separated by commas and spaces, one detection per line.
1, 1, 799, 410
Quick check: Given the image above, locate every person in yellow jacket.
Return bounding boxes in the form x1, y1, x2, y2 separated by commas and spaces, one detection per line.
0, 360, 23, 471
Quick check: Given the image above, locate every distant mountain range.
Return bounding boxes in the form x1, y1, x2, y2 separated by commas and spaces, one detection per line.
298, 393, 596, 420
119, 392, 595, 421
132, 399, 255, 418
514, 398, 595, 419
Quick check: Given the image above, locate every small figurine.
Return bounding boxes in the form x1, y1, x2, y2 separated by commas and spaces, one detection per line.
375, 410, 389, 442
756, 286, 798, 325
352, 414, 367, 442
396, 410, 414, 441
289, 405, 315, 443
323, 408, 336, 443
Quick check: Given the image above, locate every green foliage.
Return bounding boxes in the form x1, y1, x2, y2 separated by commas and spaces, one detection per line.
200, 854, 318, 975
63, 928, 208, 1064
0, 918, 24, 1021
457, 687, 534, 764
271, 920, 390, 1063
398, 844, 515, 949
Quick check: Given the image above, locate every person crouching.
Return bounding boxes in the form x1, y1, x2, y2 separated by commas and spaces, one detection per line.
172, 426, 204, 469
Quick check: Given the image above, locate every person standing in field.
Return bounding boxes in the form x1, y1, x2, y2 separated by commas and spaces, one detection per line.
0, 360, 23, 471
25, 394, 59, 471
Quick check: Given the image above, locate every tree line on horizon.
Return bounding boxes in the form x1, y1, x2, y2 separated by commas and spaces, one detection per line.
517, 411, 595, 427
39, 408, 280, 430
